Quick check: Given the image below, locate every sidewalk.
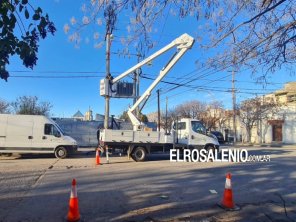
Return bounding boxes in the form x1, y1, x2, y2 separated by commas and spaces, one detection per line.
231, 142, 296, 148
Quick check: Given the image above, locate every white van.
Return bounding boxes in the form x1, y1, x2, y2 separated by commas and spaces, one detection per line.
0, 114, 78, 158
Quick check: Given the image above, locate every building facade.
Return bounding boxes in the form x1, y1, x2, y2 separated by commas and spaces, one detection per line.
241, 82, 296, 144
263, 82, 296, 144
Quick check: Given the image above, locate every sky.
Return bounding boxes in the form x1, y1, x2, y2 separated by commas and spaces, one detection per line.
1, 0, 295, 118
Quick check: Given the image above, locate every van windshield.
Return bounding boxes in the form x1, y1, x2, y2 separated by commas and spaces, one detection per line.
55, 124, 65, 136
191, 121, 206, 134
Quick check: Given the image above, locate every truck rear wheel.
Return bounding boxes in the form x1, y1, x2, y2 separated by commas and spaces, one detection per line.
55, 147, 68, 159
132, 147, 147, 162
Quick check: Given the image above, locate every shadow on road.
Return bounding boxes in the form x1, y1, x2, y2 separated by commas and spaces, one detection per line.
1, 147, 296, 221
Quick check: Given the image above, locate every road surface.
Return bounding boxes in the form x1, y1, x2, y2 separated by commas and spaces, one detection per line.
0, 146, 296, 221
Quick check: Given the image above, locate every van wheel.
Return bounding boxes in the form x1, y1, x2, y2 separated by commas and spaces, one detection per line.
132, 147, 146, 162
55, 147, 68, 159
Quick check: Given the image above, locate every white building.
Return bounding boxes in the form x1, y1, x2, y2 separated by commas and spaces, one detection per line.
264, 82, 296, 144
242, 82, 296, 144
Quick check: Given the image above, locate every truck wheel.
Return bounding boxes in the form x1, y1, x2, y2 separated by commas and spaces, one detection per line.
207, 145, 215, 152
132, 147, 147, 162
55, 147, 68, 159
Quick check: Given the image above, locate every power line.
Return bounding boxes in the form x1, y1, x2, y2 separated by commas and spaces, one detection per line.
9, 70, 107, 74
9, 75, 103, 79
143, 37, 292, 108
142, 73, 286, 85
141, 75, 279, 92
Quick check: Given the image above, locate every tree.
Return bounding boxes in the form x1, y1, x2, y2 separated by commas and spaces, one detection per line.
11, 96, 52, 116
0, 98, 10, 113
203, 0, 296, 81
239, 96, 280, 143
147, 100, 226, 132
66, 0, 295, 79
119, 110, 129, 121
175, 100, 207, 120
139, 113, 148, 123
0, 0, 56, 81
119, 110, 148, 123
202, 101, 225, 130
163, 108, 179, 132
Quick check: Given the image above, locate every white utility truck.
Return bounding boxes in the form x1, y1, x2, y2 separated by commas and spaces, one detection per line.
99, 33, 219, 161
0, 114, 78, 158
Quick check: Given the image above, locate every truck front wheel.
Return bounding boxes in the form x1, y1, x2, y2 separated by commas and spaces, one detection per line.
132, 147, 147, 162
55, 147, 68, 159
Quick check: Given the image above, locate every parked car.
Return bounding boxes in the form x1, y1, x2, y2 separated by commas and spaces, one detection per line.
210, 131, 225, 144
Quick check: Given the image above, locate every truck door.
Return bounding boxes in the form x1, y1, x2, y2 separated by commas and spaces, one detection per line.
174, 121, 189, 145
189, 120, 207, 146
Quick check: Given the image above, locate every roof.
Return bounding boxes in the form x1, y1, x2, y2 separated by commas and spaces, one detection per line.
73, 110, 84, 118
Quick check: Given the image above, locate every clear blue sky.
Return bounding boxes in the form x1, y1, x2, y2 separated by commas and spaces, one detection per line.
1, 0, 295, 118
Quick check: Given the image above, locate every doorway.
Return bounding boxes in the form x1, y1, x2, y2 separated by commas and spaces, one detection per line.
272, 124, 282, 142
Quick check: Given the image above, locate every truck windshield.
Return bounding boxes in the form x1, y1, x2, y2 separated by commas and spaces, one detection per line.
191, 121, 206, 134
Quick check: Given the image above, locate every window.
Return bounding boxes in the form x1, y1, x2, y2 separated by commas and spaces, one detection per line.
191, 121, 206, 134
44, 124, 61, 137
173, 122, 186, 130
287, 94, 296, 103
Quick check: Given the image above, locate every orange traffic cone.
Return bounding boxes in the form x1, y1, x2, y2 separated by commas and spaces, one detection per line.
67, 179, 81, 222
219, 173, 240, 211
96, 148, 101, 165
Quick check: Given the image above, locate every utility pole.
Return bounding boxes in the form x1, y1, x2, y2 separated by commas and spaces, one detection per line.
133, 53, 141, 118
104, 33, 111, 129
231, 34, 237, 144
165, 97, 168, 134
157, 89, 161, 131
232, 68, 237, 143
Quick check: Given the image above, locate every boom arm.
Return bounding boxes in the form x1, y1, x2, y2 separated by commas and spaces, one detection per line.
107, 33, 194, 130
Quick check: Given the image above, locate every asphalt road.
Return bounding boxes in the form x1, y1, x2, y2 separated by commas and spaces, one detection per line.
0, 146, 296, 222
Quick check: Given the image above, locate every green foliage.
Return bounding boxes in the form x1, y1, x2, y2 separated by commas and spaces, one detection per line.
11, 95, 52, 116
119, 110, 148, 123
140, 113, 148, 123
0, 0, 56, 81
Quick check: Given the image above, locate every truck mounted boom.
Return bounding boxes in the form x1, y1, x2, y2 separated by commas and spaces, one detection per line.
99, 34, 219, 162
100, 33, 194, 130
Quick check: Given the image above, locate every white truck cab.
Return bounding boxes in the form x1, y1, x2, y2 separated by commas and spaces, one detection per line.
0, 114, 78, 158
174, 118, 219, 149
